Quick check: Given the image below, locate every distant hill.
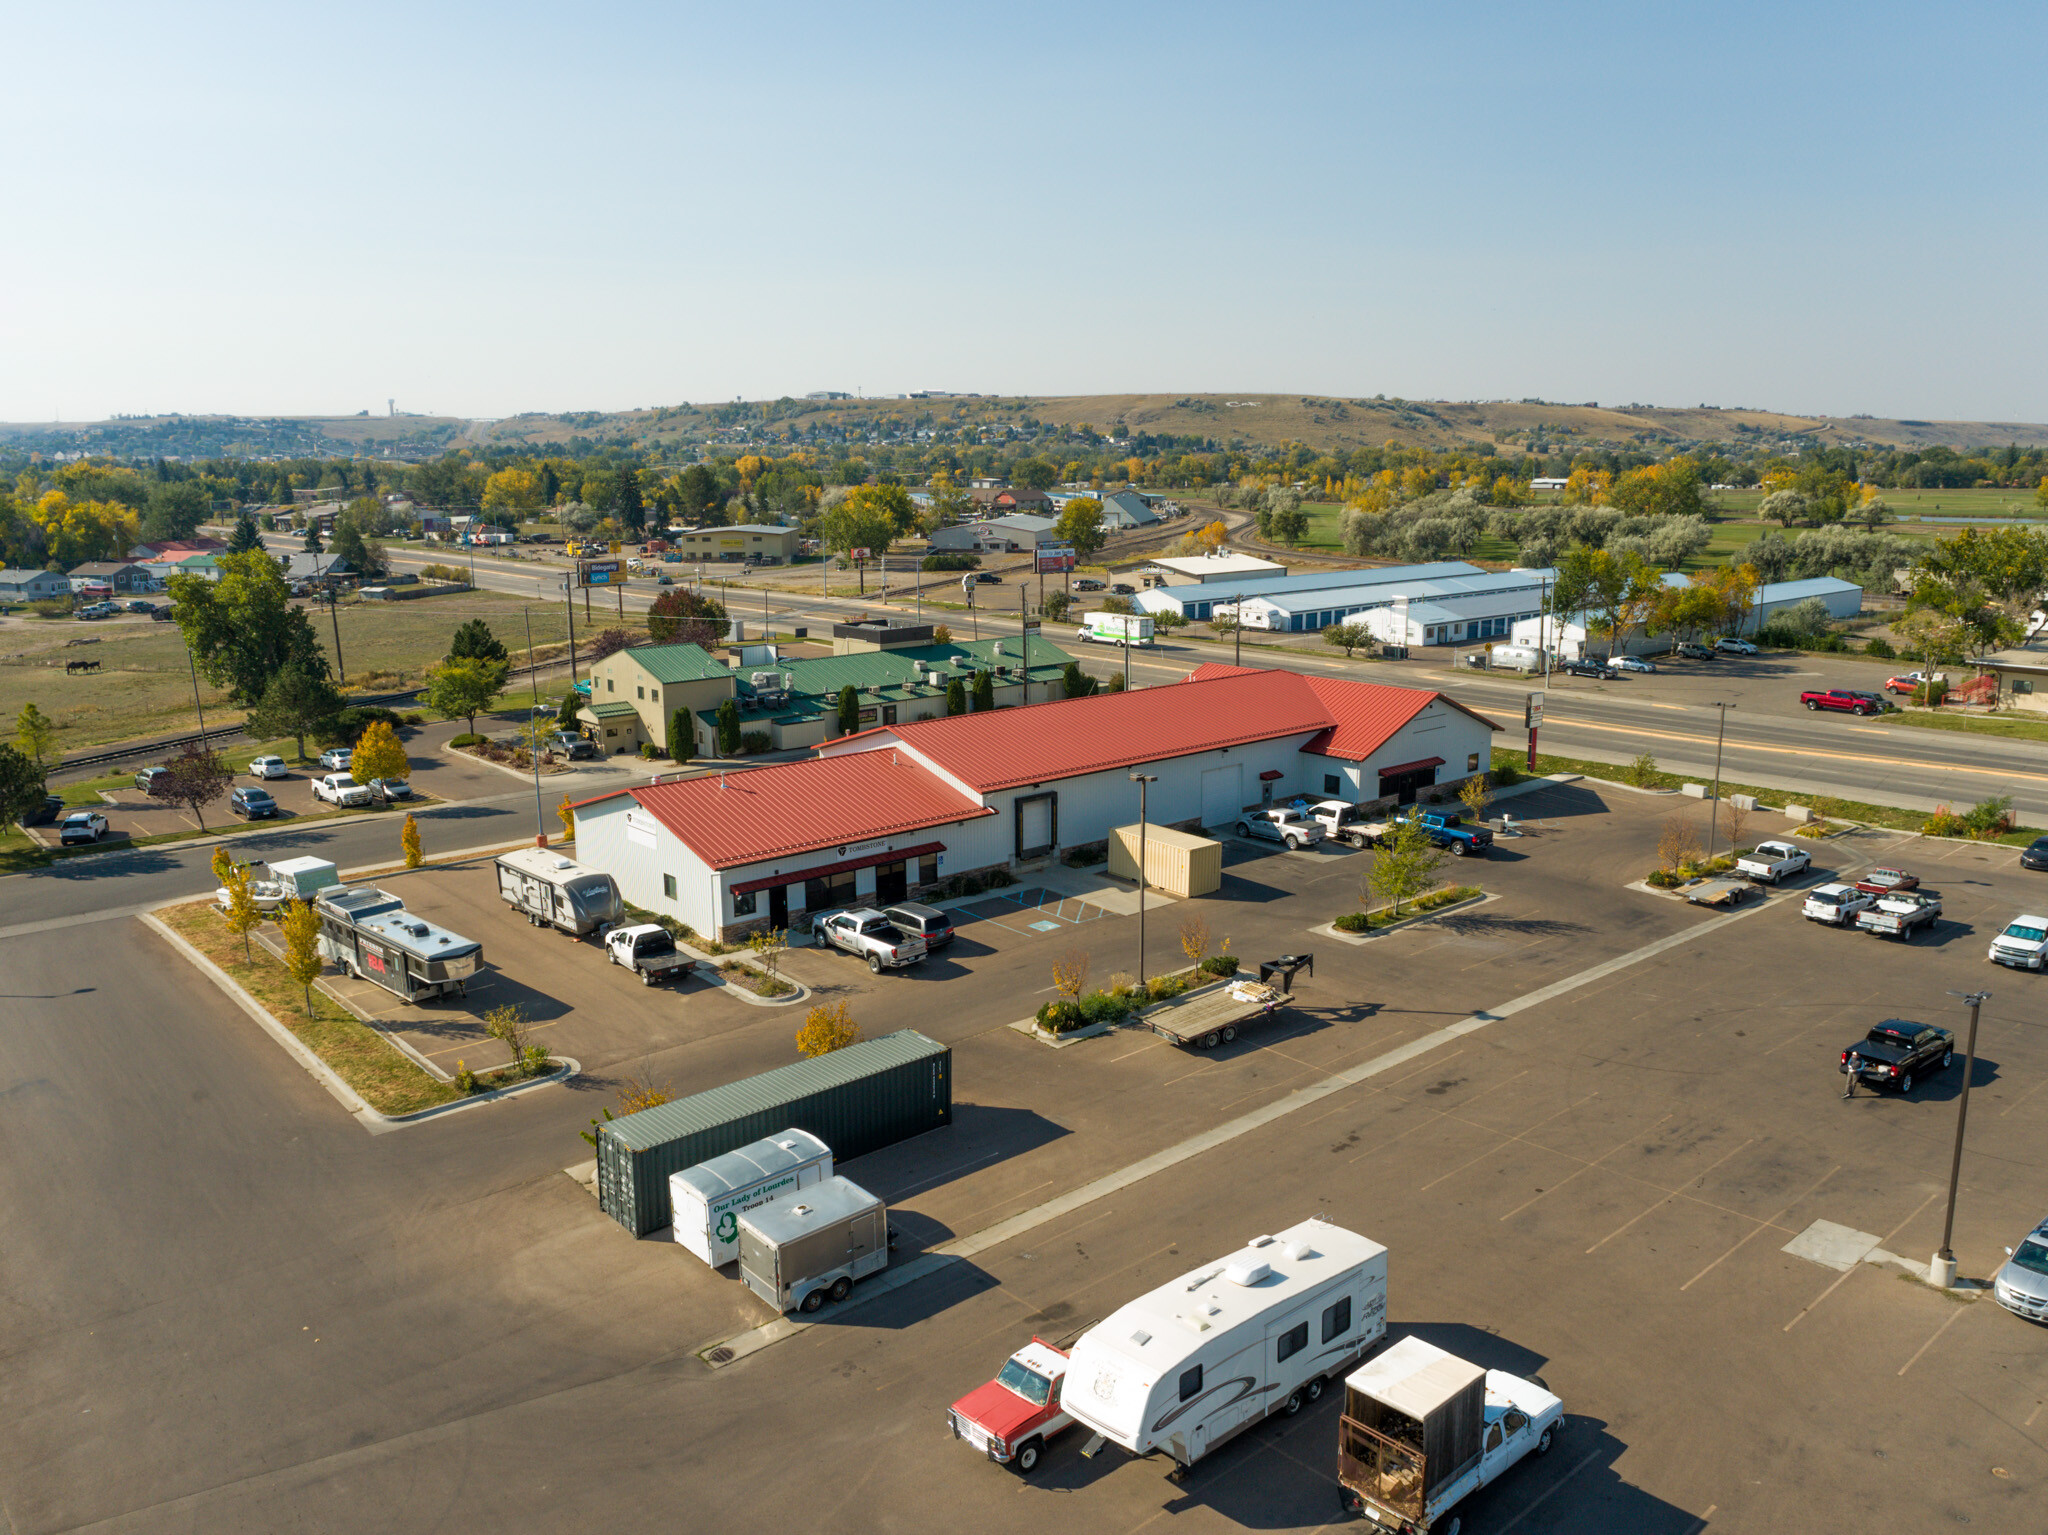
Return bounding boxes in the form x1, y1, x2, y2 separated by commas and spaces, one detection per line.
3, 395, 2044, 459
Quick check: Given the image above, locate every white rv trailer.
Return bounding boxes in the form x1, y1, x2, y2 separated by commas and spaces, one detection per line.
1063, 1216, 1387, 1474
494, 846, 624, 938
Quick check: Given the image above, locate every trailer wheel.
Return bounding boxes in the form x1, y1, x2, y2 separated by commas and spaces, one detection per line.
1221, 1025, 1237, 1043
1306, 1376, 1324, 1401
1014, 1437, 1043, 1474
1202, 1031, 1221, 1049
829, 1275, 853, 1302
799, 1288, 826, 1314
1283, 1389, 1304, 1416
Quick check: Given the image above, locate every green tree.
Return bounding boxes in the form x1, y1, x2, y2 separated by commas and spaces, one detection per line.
0, 742, 47, 824
1366, 815, 1449, 919
422, 656, 510, 735
837, 684, 860, 736
945, 676, 967, 716
144, 481, 210, 542
147, 742, 233, 831
667, 708, 693, 762
818, 485, 907, 557
1323, 622, 1373, 658
1061, 661, 1098, 698
617, 466, 646, 536
14, 701, 56, 765
170, 549, 331, 705
246, 662, 345, 762
331, 517, 385, 579
559, 687, 584, 727
648, 587, 728, 645
715, 699, 742, 755
302, 519, 323, 554
1041, 589, 1073, 621
1010, 457, 1059, 491
447, 616, 508, 665
1053, 499, 1107, 559
972, 670, 994, 712
226, 513, 264, 555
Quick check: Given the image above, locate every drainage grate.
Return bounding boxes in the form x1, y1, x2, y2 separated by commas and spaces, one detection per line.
706, 1347, 735, 1365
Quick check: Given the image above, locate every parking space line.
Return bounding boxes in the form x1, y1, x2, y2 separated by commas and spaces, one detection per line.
1999, 1075, 2048, 1118
1784, 1190, 1941, 1330
1585, 1137, 1757, 1254
1494, 1444, 1606, 1533
1897, 1305, 1969, 1376
1498, 1116, 1672, 1221
1419, 1095, 1600, 1193
1108, 1040, 1166, 1063
1680, 1165, 1842, 1290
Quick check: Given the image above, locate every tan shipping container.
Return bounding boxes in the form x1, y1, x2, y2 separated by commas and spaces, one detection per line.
1109, 823, 1222, 899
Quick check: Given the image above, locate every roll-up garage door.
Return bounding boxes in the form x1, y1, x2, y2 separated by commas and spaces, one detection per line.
1201, 765, 1242, 828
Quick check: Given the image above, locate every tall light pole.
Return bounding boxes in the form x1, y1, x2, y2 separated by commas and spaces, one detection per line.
524, 608, 547, 844
1705, 702, 1733, 859
183, 633, 207, 739
1129, 773, 1157, 985
1932, 989, 1992, 1289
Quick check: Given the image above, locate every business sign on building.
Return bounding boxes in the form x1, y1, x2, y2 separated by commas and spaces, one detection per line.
579, 559, 625, 587
1036, 542, 1076, 573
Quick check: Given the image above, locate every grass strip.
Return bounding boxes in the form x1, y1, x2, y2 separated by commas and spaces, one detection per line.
1875, 710, 2048, 743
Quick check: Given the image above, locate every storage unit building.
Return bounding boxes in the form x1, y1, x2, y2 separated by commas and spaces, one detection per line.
1134, 561, 1483, 624
1108, 823, 1222, 898
595, 1029, 951, 1236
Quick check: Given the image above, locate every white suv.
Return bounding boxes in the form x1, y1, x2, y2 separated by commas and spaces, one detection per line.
1989, 915, 2048, 970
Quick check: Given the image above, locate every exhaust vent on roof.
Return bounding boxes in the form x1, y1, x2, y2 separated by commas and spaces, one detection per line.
1222, 1258, 1272, 1287
1282, 1241, 1316, 1261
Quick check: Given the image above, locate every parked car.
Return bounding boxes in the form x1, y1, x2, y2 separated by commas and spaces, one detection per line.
21, 792, 64, 826
1838, 1018, 1953, 1093
312, 772, 374, 807
1803, 883, 1876, 925
1714, 637, 1759, 655
367, 777, 412, 801
1994, 1217, 2048, 1322
318, 746, 353, 771
1234, 807, 1326, 850
975, 572, 1002, 585
150, 605, 173, 621
1800, 688, 1891, 716
1884, 671, 1944, 695
1109, 582, 1136, 595
1073, 578, 1105, 591
882, 901, 954, 951
1989, 915, 2048, 971
1736, 839, 1811, 884
59, 810, 110, 845
125, 599, 155, 613
1559, 657, 1615, 679
558, 738, 598, 760
1856, 889, 1942, 940
1675, 641, 1714, 659
2024, 837, 2048, 873
230, 786, 280, 819
76, 605, 109, 621
133, 766, 171, 793
1610, 655, 1657, 673
248, 755, 289, 779
1855, 866, 1919, 893
818, 908, 928, 972
948, 1338, 1075, 1475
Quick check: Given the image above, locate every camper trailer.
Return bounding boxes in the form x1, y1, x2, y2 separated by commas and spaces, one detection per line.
494, 846, 623, 938
1062, 1216, 1387, 1475
314, 886, 483, 1004
669, 1128, 833, 1267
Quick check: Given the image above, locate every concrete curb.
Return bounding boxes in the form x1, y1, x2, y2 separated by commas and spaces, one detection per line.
140, 909, 580, 1136
441, 739, 585, 786
1309, 891, 1494, 946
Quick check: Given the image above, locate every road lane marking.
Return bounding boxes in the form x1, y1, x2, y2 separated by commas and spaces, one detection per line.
1897, 1304, 1969, 1376
699, 898, 1778, 1367
1585, 1137, 1757, 1254
1679, 1165, 1842, 1289
1497, 1117, 1672, 1221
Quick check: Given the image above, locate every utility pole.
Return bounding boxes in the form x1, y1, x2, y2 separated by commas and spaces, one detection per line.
184, 635, 207, 739
324, 587, 346, 684
1705, 702, 1733, 859
524, 607, 546, 845
1129, 773, 1157, 985
1932, 989, 1991, 1289
564, 567, 579, 684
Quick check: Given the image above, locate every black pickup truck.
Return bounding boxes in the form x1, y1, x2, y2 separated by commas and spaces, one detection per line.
1839, 1019, 1955, 1094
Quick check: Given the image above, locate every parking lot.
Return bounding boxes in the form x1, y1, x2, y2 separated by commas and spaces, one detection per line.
8, 776, 2046, 1533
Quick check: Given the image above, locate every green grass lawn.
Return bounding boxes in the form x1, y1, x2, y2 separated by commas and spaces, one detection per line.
1876, 710, 2048, 743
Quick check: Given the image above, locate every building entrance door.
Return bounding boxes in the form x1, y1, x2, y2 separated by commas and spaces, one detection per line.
873, 860, 907, 905
768, 884, 788, 928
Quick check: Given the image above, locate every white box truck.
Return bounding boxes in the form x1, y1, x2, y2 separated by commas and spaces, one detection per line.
669, 1128, 833, 1266
1077, 611, 1155, 648
494, 846, 624, 938
1063, 1216, 1387, 1475
738, 1175, 891, 1314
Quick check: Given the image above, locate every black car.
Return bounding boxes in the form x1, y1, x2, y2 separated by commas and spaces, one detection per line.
975, 572, 1002, 584
1559, 658, 1615, 680
1839, 1019, 1954, 1094
230, 785, 280, 819
20, 793, 64, 826
561, 739, 598, 760
1110, 582, 1137, 595
2021, 838, 2048, 872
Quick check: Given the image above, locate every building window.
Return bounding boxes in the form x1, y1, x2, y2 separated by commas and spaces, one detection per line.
650, 689, 659, 702
917, 853, 938, 886
1322, 1296, 1352, 1343
663, 874, 676, 899
1467, 752, 1480, 772
607, 678, 615, 693
732, 888, 757, 916
1324, 774, 1340, 796
1276, 1321, 1308, 1363
637, 686, 644, 700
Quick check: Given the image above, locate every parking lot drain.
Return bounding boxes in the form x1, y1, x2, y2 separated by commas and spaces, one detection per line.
706, 1348, 734, 1365
1783, 1219, 1881, 1272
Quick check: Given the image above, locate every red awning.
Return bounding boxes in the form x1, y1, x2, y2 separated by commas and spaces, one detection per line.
1258, 770, 1286, 781
1375, 757, 1444, 778
730, 841, 946, 896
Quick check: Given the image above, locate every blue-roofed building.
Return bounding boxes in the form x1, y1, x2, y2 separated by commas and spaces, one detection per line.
1236, 568, 1560, 643
1510, 574, 1863, 658
1133, 560, 1484, 624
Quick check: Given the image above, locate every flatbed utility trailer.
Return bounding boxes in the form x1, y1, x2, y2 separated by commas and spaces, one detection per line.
1144, 978, 1287, 1050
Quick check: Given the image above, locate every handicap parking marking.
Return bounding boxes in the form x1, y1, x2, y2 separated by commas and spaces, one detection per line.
1029, 919, 1062, 932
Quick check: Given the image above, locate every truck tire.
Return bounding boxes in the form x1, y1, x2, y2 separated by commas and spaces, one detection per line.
1943, 1049, 1953, 1068
799, 1288, 826, 1314
1450, 840, 1467, 856
1536, 1426, 1554, 1455
1805, 698, 1820, 710
868, 954, 883, 974
1899, 1072, 1914, 1094
640, 970, 654, 986
1014, 1437, 1043, 1474
1855, 704, 1872, 716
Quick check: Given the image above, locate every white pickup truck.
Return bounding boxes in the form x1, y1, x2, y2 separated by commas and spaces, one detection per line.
1234, 807, 1326, 850
1989, 914, 2048, 971
312, 772, 374, 808
819, 908, 929, 973
1306, 799, 1377, 848
1736, 839, 1811, 884
1857, 890, 1942, 941
605, 923, 695, 985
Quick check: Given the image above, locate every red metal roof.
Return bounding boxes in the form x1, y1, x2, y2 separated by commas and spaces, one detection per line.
1186, 663, 1500, 761
616, 755, 991, 871
872, 670, 1335, 792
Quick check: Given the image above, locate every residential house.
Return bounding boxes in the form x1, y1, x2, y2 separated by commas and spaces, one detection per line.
968, 485, 1053, 516
0, 569, 72, 603
67, 561, 156, 595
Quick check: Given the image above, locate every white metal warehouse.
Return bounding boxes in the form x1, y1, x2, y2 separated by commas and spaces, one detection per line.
570, 664, 1499, 941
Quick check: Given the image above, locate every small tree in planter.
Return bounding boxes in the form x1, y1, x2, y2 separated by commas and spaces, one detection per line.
1657, 811, 1703, 874
1366, 817, 1449, 920
796, 1000, 861, 1057
1052, 947, 1091, 1008
1457, 773, 1491, 825
1178, 913, 1211, 970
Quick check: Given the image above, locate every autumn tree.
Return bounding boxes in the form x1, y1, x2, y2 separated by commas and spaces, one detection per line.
647, 587, 728, 646
351, 719, 410, 789
281, 897, 324, 1015
402, 811, 423, 867
221, 861, 261, 960
1561, 467, 1611, 506
1177, 914, 1211, 968
1051, 947, 1091, 1006
148, 742, 233, 830
796, 1000, 862, 1057
482, 468, 544, 521
1458, 773, 1492, 825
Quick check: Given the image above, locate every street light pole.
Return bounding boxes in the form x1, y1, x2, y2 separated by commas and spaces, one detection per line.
1933, 989, 1991, 1289
524, 607, 547, 845
1705, 702, 1733, 859
1129, 773, 1158, 985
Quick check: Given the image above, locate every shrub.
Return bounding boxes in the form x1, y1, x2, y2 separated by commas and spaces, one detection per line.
921, 553, 980, 571
1646, 868, 1682, 888
639, 742, 663, 760
1035, 999, 1085, 1033
1625, 753, 1659, 787
1911, 680, 1948, 707
1965, 794, 2015, 837
319, 704, 402, 746
1199, 954, 1240, 977
1334, 911, 1371, 932
29, 598, 71, 618
1921, 806, 1968, 837
1146, 973, 1189, 1001
984, 867, 1016, 889
1078, 990, 1133, 1025
450, 732, 484, 747
418, 563, 469, 583
1106, 971, 1138, 997
1863, 636, 1895, 658
740, 730, 771, 754
401, 712, 425, 726
1490, 754, 1523, 786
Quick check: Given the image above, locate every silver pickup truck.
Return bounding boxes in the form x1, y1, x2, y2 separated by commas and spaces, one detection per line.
604, 923, 696, 985
819, 908, 929, 973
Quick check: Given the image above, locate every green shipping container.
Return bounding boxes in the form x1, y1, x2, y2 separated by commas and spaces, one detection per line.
596, 1029, 951, 1236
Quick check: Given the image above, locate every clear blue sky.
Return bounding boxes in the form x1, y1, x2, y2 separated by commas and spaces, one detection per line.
6, 1, 2044, 424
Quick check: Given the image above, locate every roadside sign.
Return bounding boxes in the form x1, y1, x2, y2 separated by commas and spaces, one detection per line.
960, 573, 975, 599
1525, 691, 1544, 729
850, 546, 871, 561
1022, 618, 1042, 629
1035, 542, 1077, 574
608, 542, 621, 554
579, 559, 625, 587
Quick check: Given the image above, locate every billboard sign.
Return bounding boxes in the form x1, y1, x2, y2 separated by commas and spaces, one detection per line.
1035, 542, 1077, 573
579, 559, 624, 587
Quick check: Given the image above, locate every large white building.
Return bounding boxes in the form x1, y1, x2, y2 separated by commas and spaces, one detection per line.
1134, 561, 1485, 625
1228, 568, 1559, 645
571, 665, 1499, 941
1509, 575, 1864, 658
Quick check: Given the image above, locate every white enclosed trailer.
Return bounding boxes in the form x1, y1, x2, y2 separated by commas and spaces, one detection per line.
1063, 1216, 1387, 1474
669, 1128, 833, 1266
738, 1175, 890, 1314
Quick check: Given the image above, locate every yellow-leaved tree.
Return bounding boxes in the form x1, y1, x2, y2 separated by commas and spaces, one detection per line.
796, 1000, 862, 1058
351, 719, 410, 791
281, 898, 324, 1015
221, 861, 261, 961
1562, 467, 1612, 506
401, 812, 422, 868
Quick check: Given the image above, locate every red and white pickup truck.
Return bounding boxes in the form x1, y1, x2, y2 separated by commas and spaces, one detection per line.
947, 1338, 1074, 1475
